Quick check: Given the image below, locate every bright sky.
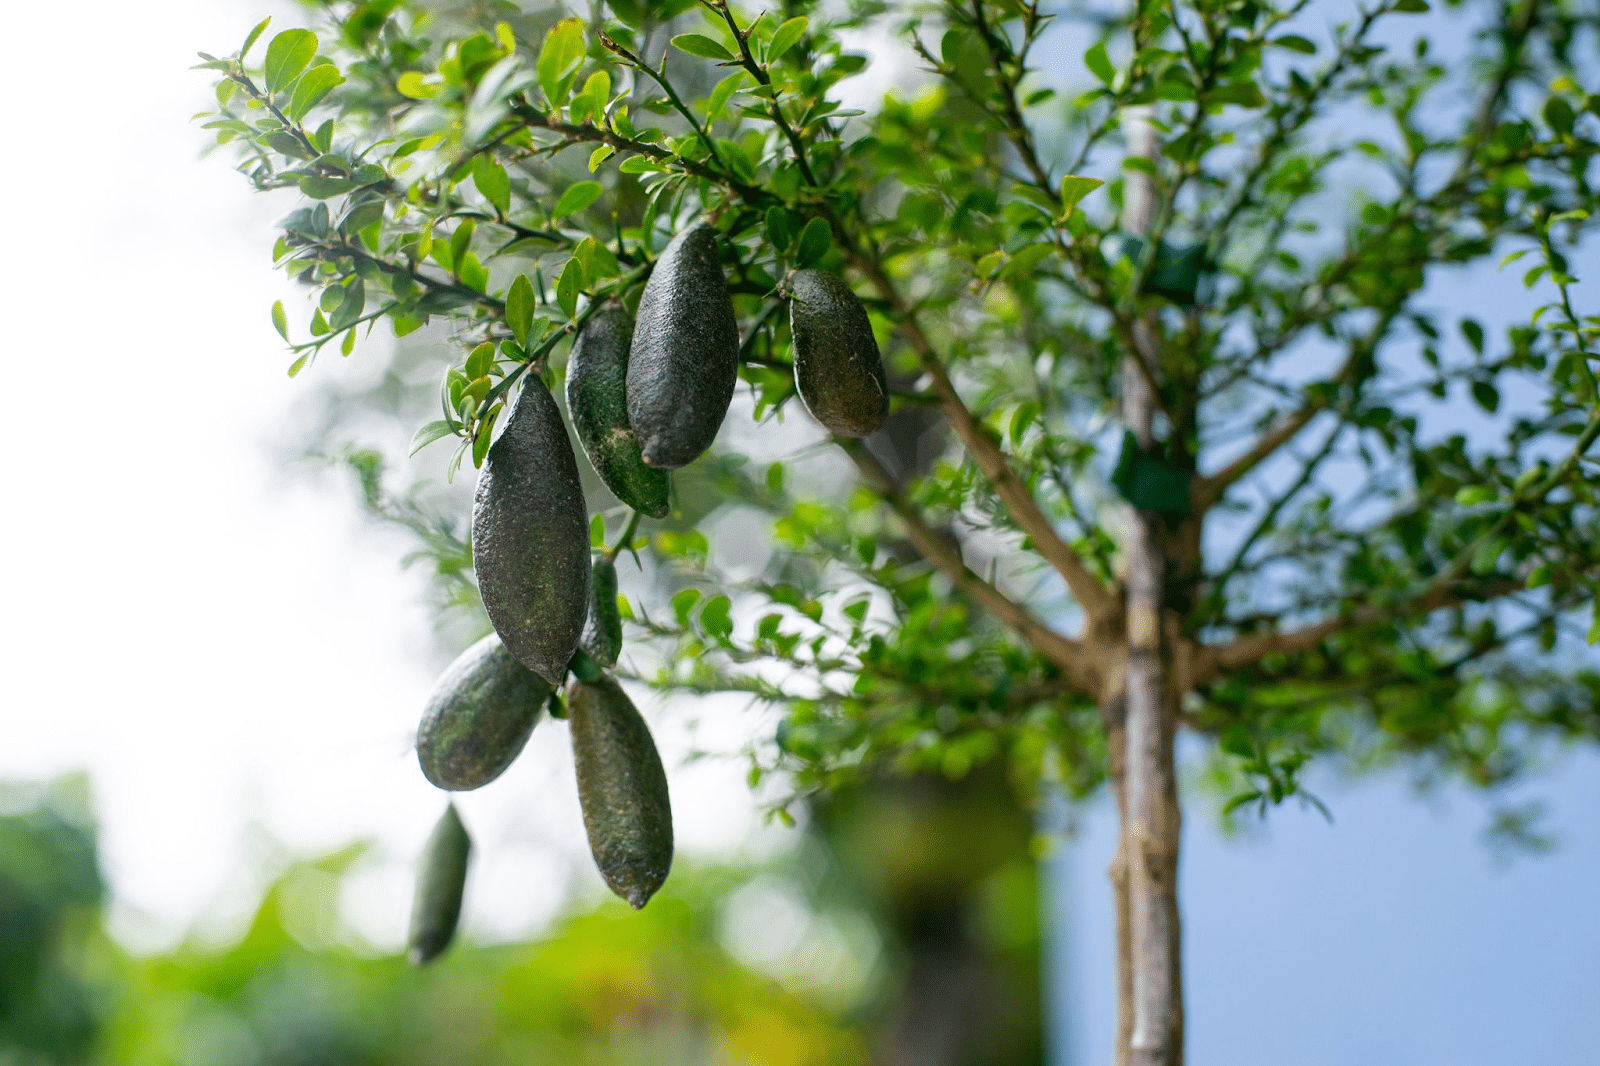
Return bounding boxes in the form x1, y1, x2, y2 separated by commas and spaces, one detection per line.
0, 2, 1596, 1064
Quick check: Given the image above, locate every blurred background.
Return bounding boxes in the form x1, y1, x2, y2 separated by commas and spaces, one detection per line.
1, 0, 1596, 1064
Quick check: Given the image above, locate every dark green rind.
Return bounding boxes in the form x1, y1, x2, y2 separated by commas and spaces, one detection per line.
580, 556, 623, 667
407, 803, 471, 966
416, 632, 549, 791
788, 269, 889, 438
567, 307, 671, 518
626, 224, 740, 469
473, 375, 592, 685
567, 675, 673, 909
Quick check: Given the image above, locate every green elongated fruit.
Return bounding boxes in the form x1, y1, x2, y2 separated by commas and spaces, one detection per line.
626, 224, 740, 469
416, 632, 549, 791
580, 555, 622, 667
567, 307, 671, 518
408, 803, 471, 966
788, 269, 889, 438
473, 375, 591, 684
567, 675, 673, 908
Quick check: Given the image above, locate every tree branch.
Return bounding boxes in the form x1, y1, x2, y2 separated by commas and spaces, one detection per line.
1192, 306, 1398, 510
1199, 400, 1600, 681
840, 439, 1096, 687
1196, 575, 1524, 680
830, 233, 1116, 623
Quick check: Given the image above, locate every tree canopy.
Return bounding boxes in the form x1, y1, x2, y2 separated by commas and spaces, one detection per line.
196, 0, 1600, 1058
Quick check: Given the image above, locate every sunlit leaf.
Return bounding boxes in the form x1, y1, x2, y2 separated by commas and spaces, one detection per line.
263, 28, 317, 94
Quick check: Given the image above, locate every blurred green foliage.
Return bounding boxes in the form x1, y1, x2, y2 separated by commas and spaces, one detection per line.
0, 774, 1044, 1066
0, 780, 872, 1066
0, 777, 105, 1062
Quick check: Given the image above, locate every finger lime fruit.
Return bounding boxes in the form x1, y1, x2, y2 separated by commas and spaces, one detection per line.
567, 307, 671, 518
580, 555, 623, 668
473, 375, 591, 685
627, 224, 740, 469
788, 269, 889, 438
416, 632, 549, 791
567, 675, 673, 908
408, 803, 471, 966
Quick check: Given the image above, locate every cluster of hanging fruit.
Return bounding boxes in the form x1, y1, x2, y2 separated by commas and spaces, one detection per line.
406, 222, 888, 964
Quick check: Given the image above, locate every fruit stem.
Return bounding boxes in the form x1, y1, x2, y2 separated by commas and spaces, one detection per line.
606, 510, 643, 564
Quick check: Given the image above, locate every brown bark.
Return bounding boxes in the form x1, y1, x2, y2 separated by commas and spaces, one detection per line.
1117, 111, 1185, 1066
1100, 692, 1135, 1065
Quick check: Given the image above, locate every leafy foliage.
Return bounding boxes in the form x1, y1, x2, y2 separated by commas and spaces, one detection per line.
198, 0, 1600, 830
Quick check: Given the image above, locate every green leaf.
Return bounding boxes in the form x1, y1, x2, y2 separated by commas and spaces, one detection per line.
300, 175, 353, 199
271, 300, 289, 341
1471, 536, 1505, 575
700, 595, 734, 639
1058, 175, 1104, 213
473, 404, 502, 468
331, 278, 365, 330
263, 28, 318, 94
572, 237, 596, 284
1212, 82, 1266, 108
458, 254, 489, 294
577, 70, 611, 117
672, 34, 733, 61
396, 71, 438, 99
287, 352, 311, 378
465, 341, 496, 379
241, 17, 271, 60
505, 275, 535, 345
537, 18, 587, 106
672, 587, 702, 626
446, 438, 469, 483
1270, 35, 1317, 54
1084, 42, 1114, 85
1471, 380, 1500, 413
556, 258, 581, 319
472, 155, 511, 214
1393, 0, 1429, 11
286, 63, 344, 122
1454, 486, 1497, 506
553, 180, 603, 218
1544, 97, 1575, 136
766, 17, 808, 64
450, 219, 475, 272
409, 420, 458, 456
707, 70, 749, 121
1460, 318, 1484, 354
795, 216, 831, 267
766, 206, 793, 252
1222, 791, 1263, 816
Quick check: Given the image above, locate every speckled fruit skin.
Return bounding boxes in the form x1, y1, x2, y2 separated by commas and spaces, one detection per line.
408, 803, 471, 966
416, 632, 549, 791
580, 555, 622, 668
567, 307, 671, 518
626, 224, 740, 469
788, 269, 889, 438
566, 675, 673, 909
472, 375, 591, 685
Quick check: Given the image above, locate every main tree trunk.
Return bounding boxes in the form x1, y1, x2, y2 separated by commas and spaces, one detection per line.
1111, 110, 1185, 1066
